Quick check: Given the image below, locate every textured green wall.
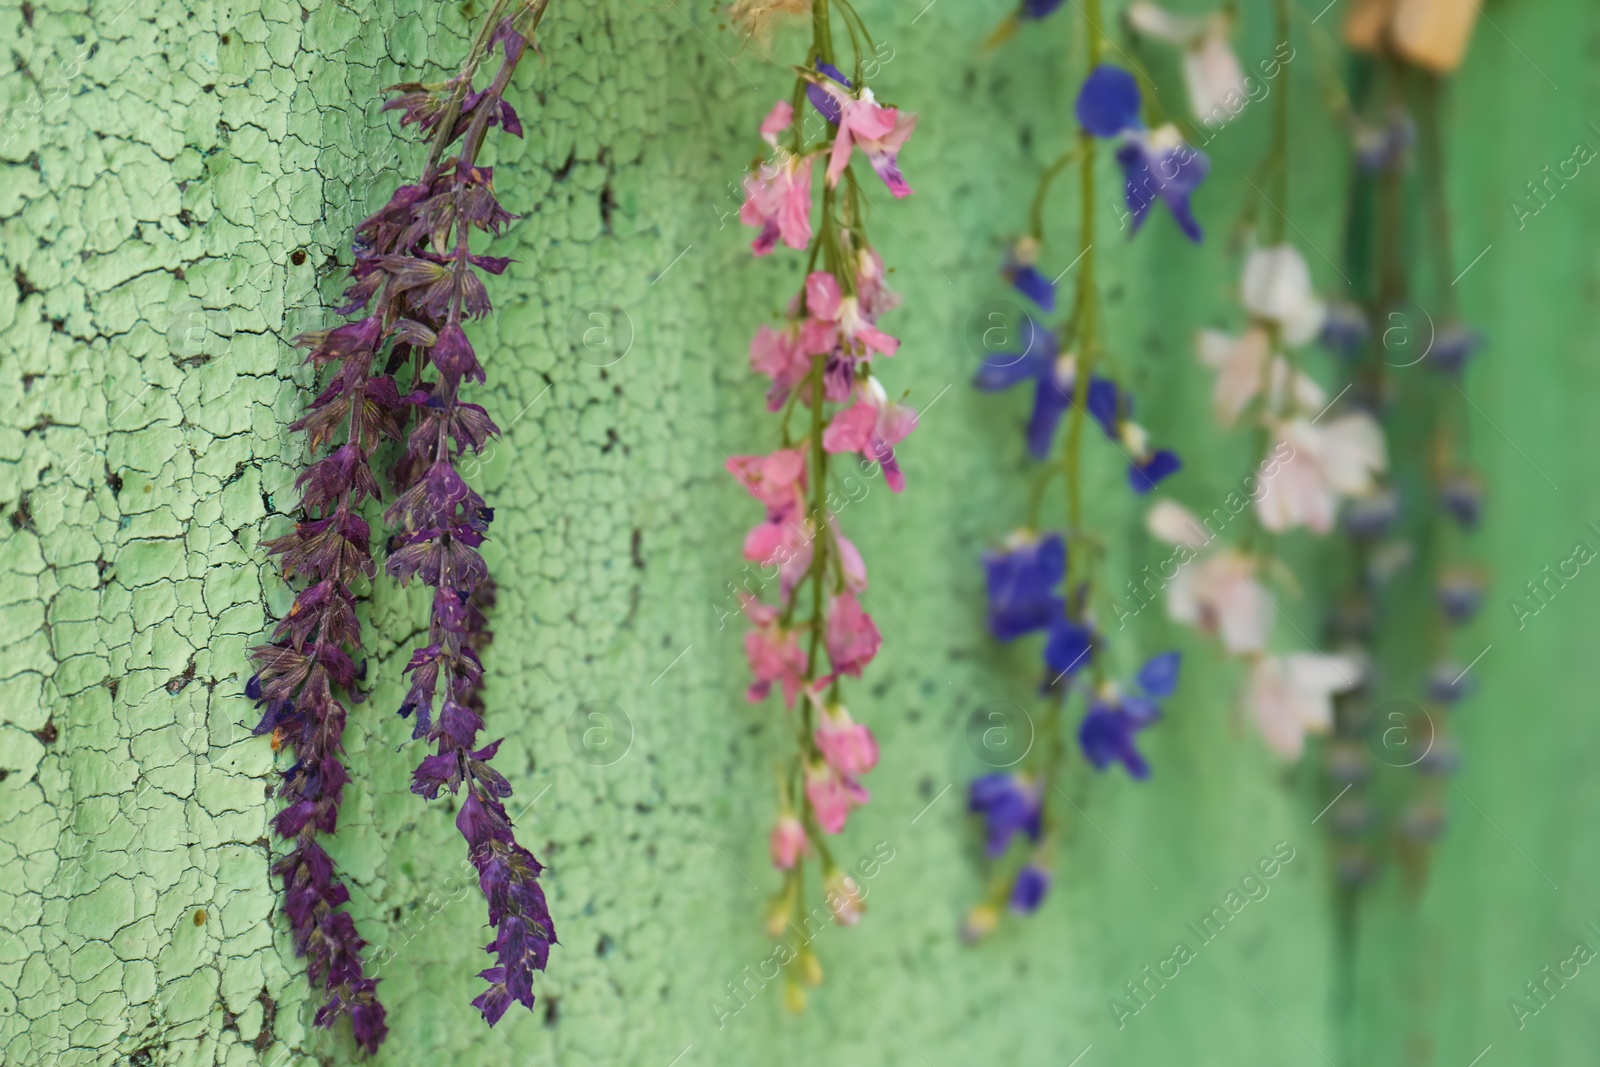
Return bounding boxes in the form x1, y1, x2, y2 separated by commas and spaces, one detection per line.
0, 0, 1593, 1064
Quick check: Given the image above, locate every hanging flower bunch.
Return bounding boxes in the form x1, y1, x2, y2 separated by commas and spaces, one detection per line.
732, 0, 919, 1010
1392, 72, 1484, 867
1140, 1, 1381, 764
246, 0, 556, 1049
964, 8, 1198, 937
1327, 67, 1483, 883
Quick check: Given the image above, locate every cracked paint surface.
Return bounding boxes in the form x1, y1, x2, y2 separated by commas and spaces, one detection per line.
7, 0, 1592, 1064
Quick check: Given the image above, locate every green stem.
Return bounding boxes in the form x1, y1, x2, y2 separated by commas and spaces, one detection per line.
1029, 149, 1078, 240
1268, 0, 1290, 243
1418, 74, 1458, 318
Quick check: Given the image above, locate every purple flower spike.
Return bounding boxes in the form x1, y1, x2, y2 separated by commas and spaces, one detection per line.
250, 9, 555, 1048
373, 23, 555, 1028
1076, 65, 1142, 138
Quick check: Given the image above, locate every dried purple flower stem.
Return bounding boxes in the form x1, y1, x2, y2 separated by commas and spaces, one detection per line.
246, 242, 398, 1054
247, 0, 553, 1047
378, 0, 557, 1027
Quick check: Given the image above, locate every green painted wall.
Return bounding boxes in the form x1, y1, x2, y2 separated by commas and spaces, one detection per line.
0, 0, 1592, 1064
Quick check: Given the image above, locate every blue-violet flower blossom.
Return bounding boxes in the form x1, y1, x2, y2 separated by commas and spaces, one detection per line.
1075, 64, 1209, 243
970, 773, 1043, 857
1010, 863, 1052, 913
983, 531, 1067, 641
1077, 652, 1181, 778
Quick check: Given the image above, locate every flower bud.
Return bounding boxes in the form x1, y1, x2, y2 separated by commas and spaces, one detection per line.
769, 813, 809, 870
960, 903, 1000, 944
823, 867, 866, 926
796, 944, 823, 986
783, 977, 807, 1014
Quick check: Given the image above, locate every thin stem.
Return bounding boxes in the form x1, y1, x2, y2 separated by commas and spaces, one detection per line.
1418, 74, 1458, 318
1029, 148, 1078, 239
422, 0, 516, 179
1269, 0, 1290, 243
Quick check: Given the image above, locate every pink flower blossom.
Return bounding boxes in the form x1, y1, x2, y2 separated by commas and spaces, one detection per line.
1255, 415, 1387, 535
800, 271, 900, 358
822, 378, 918, 492
1246, 653, 1363, 759
742, 516, 813, 597
806, 761, 870, 834
835, 529, 867, 591
1241, 245, 1326, 345
825, 590, 882, 678
740, 154, 813, 256
1146, 500, 1270, 654
818, 85, 917, 198
759, 99, 794, 145
727, 448, 806, 516
741, 594, 807, 707
749, 323, 811, 410
854, 246, 901, 319
729, 449, 813, 594
814, 701, 879, 777
769, 812, 809, 869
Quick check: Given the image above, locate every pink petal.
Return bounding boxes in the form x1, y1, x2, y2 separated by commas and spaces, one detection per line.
823, 401, 878, 454
778, 157, 814, 250
799, 318, 838, 356
760, 99, 794, 140
826, 123, 854, 188
836, 532, 867, 591
742, 521, 789, 565
843, 99, 901, 142
864, 147, 914, 198
876, 402, 918, 445
805, 271, 842, 320
855, 322, 901, 356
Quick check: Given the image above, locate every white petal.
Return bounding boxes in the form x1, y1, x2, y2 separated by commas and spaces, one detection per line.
1317, 414, 1388, 494
1241, 246, 1319, 336
1280, 294, 1327, 347
1257, 435, 1337, 535
1126, 1, 1204, 44
1165, 565, 1201, 625
1147, 499, 1209, 549
1196, 328, 1240, 369
1184, 33, 1248, 127
1286, 653, 1364, 697
1214, 557, 1270, 654
1208, 327, 1271, 427
1265, 360, 1325, 415
1248, 657, 1305, 759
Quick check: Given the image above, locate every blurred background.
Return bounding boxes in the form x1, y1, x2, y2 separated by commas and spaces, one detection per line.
1, 0, 1594, 1064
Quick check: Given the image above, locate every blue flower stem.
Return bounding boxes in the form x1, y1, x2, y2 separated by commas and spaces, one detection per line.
1027, 147, 1078, 240
1062, 0, 1103, 599
1025, 465, 1055, 531
1024, 0, 1106, 894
